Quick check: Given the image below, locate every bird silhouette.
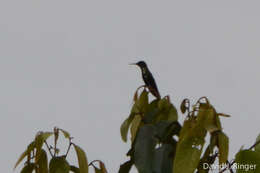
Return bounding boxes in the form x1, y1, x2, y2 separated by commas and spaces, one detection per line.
130, 61, 161, 99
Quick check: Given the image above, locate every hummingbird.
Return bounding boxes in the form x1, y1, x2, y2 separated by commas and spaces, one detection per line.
130, 61, 161, 99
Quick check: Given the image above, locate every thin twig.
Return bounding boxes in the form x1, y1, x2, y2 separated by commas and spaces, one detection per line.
44, 141, 53, 157
65, 141, 72, 158
249, 139, 260, 150
88, 160, 101, 166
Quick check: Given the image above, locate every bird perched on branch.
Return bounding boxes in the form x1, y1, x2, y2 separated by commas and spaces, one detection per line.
130, 61, 161, 99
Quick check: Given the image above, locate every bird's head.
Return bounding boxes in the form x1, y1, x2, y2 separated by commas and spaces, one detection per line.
129, 61, 147, 68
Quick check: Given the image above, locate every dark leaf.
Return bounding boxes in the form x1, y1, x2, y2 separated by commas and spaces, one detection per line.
180, 99, 189, 114
152, 144, 175, 173
134, 125, 157, 173
49, 156, 70, 173
20, 163, 36, 173
119, 160, 133, 173
38, 149, 48, 173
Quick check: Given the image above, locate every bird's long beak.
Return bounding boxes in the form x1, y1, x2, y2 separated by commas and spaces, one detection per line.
129, 63, 137, 66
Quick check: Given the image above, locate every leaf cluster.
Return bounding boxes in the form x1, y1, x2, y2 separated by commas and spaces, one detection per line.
120, 90, 231, 173
14, 127, 107, 173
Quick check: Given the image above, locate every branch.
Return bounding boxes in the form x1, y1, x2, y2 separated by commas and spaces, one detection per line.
44, 141, 54, 157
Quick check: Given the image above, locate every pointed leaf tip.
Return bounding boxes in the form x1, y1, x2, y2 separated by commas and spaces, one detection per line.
73, 144, 88, 173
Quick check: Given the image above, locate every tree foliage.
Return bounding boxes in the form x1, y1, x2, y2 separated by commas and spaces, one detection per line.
14, 127, 107, 173
119, 87, 260, 173
15, 87, 260, 173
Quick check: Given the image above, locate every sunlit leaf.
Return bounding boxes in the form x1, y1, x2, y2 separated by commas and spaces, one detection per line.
130, 115, 142, 142
73, 144, 88, 173
217, 131, 229, 164
197, 104, 220, 133
174, 113, 207, 173
235, 150, 260, 173
197, 134, 218, 173
49, 156, 70, 173
14, 141, 35, 169
121, 90, 148, 142
120, 113, 136, 142
155, 98, 178, 123
35, 132, 53, 162
178, 118, 195, 142
132, 90, 149, 114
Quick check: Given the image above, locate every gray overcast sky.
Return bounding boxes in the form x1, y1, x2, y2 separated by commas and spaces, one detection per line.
1, 0, 260, 173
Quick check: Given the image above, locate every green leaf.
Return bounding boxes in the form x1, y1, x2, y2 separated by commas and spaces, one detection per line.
135, 90, 149, 113
255, 134, 260, 152
14, 141, 35, 169
178, 118, 195, 142
235, 150, 260, 173
70, 165, 80, 173
120, 90, 149, 142
59, 128, 71, 139
73, 144, 88, 173
173, 136, 205, 173
120, 113, 136, 142
152, 144, 175, 173
156, 98, 178, 123
131, 90, 149, 114
130, 115, 142, 142
142, 100, 160, 124
35, 132, 54, 162
217, 131, 229, 164
197, 134, 218, 173
134, 125, 157, 173
154, 121, 181, 143
49, 157, 70, 173
196, 104, 220, 133
173, 113, 207, 173
38, 149, 48, 173
20, 163, 36, 173
119, 160, 133, 173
